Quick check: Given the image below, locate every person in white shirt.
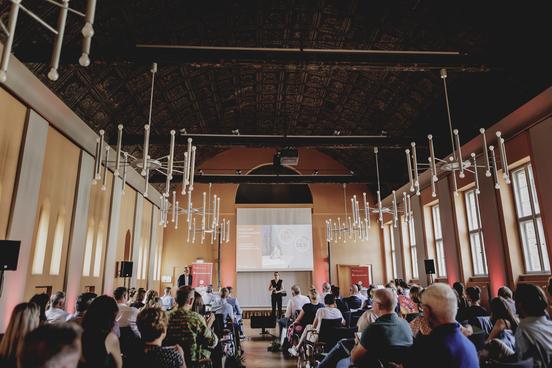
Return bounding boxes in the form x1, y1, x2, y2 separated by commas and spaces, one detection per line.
212, 288, 235, 323
288, 293, 345, 357
321, 282, 332, 299
160, 287, 175, 311
279, 285, 310, 342
114, 286, 140, 338
202, 285, 219, 306
45, 291, 69, 323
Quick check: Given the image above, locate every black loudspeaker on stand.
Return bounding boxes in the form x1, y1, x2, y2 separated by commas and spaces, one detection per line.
119, 261, 133, 289
0, 240, 22, 298
424, 259, 435, 284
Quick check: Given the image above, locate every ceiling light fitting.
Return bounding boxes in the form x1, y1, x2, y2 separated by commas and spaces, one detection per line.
0, 0, 97, 83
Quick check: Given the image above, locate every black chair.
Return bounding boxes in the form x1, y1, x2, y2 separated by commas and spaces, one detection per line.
311, 318, 344, 352
342, 311, 352, 327
468, 330, 486, 351
378, 345, 412, 366
484, 358, 534, 368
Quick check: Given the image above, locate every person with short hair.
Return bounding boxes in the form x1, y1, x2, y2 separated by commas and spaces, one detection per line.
137, 307, 185, 368
0, 302, 40, 366
81, 295, 123, 368
345, 284, 365, 311
45, 291, 69, 323
321, 282, 332, 299
113, 286, 140, 338
514, 283, 552, 368
410, 283, 478, 368
66, 292, 97, 324
161, 287, 176, 311
212, 287, 235, 322
331, 285, 350, 314
165, 286, 218, 366
18, 323, 82, 368
201, 284, 218, 306
177, 266, 193, 288
498, 286, 516, 315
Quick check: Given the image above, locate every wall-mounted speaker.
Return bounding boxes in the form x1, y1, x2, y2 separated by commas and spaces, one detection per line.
119, 261, 133, 278
0, 240, 21, 270
424, 259, 436, 275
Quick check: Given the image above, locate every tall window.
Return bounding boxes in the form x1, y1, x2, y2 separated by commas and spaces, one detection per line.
431, 205, 447, 277
387, 224, 398, 279
512, 164, 549, 272
401, 217, 419, 279
465, 189, 488, 275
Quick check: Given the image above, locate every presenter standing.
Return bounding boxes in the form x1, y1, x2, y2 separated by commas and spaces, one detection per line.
268, 271, 284, 318
177, 266, 193, 287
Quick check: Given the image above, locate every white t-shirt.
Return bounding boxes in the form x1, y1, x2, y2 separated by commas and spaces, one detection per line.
160, 295, 174, 310
314, 307, 344, 330
285, 294, 310, 318
45, 308, 69, 324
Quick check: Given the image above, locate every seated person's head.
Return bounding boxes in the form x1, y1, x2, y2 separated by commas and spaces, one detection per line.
498, 286, 513, 300
331, 285, 340, 298
164, 287, 172, 295
547, 278, 552, 301
452, 282, 465, 297
220, 288, 229, 299
421, 283, 457, 328
206, 285, 213, 294
49, 292, 66, 310
137, 307, 168, 343
82, 296, 119, 336
75, 292, 97, 314
176, 286, 195, 307
135, 288, 146, 303
226, 286, 233, 295
144, 289, 160, 308
351, 284, 359, 295
373, 288, 397, 316
465, 286, 481, 304
322, 282, 331, 292
291, 284, 301, 296
409, 285, 423, 305
192, 291, 204, 314
18, 323, 82, 368
514, 283, 548, 318
490, 297, 517, 325
29, 294, 50, 323
308, 288, 319, 304
324, 293, 336, 306
113, 286, 128, 302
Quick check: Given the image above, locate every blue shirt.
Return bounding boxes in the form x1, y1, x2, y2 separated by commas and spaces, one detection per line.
411, 323, 478, 368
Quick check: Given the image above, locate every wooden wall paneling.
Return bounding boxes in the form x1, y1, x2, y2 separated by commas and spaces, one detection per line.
25, 127, 80, 301
0, 87, 27, 238
65, 152, 94, 313
0, 110, 48, 332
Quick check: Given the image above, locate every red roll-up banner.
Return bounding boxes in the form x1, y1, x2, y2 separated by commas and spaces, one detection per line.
350, 265, 372, 286
191, 262, 213, 287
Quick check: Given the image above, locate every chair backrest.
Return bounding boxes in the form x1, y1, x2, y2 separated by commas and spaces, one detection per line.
488, 358, 534, 368
317, 318, 343, 343
213, 313, 226, 336
342, 311, 352, 327
378, 345, 412, 365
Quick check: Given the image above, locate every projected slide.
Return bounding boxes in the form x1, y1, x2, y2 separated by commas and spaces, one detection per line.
237, 208, 314, 271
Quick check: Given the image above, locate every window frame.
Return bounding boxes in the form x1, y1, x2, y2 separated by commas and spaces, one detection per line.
431, 204, 447, 277
464, 189, 488, 276
387, 223, 398, 279
511, 164, 549, 273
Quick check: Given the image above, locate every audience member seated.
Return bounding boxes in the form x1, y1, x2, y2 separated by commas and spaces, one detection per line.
165, 286, 218, 366
0, 302, 40, 367
143, 289, 162, 310
356, 306, 378, 332
331, 285, 350, 315
81, 295, 123, 368
289, 288, 324, 332
410, 283, 478, 368
45, 291, 69, 323
514, 283, 552, 368
288, 293, 345, 357
334, 288, 412, 368
498, 286, 516, 315
279, 285, 309, 338
113, 287, 140, 338
18, 323, 82, 368
344, 285, 364, 312
202, 285, 219, 306
479, 296, 519, 363
161, 287, 176, 311
465, 286, 489, 321
192, 291, 205, 315
130, 288, 146, 309
226, 286, 244, 337
213, 287, 235, 323
66, 292, 97, 325
321, 282, 332, 299
137, 307, 185, 368
398, 286, 420, 316
29, 293, 50, 325
453, 282, 470, 322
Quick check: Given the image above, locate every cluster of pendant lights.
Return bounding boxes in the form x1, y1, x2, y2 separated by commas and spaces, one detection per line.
326, 68, 512, 243
92, 63, 230, 244
0, 0, 97, 83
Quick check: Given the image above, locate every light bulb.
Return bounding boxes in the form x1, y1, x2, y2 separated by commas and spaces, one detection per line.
48, 68, 59, 81
0, 70, 7, 83
79, 53, 90, 67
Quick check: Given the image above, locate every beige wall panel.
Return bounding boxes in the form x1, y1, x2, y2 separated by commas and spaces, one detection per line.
136, 199, 153, 289
0, 87, 27, 238
80, 171, 113, 293
25, 127, 80, 300
112, 184, 137, 288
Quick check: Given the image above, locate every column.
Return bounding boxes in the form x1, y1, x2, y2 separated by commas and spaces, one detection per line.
130, 193, 143, 287
102, 176, 122, 294
0, 111, 48, 332
147, 208, 159, 290
411, 195, 429, 286
437, 176, 463, 284
64, 152, 94, 313
392, 224, 406, 280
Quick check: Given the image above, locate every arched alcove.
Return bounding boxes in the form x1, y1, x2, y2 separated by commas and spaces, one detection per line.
235, 165, 313, 204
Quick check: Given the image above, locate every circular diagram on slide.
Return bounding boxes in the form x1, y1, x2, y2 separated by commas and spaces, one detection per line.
278, 228, 293, 245
294, 236, 309, 253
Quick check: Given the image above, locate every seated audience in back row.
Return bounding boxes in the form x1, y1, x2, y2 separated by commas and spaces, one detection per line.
45, 291, 69, 323
331, 285, 350, 315
165, 286, 218, 366
453, 282, 470, 322
114, 286, 140, 338
29, 293, 50, 325
137, 307, 185, 368
464, 286, 489, 321
514, 283, 552, 368
18, 323, 82, 368
0, 302, 40, 367
66, 292, 97, 324
498, 286, 516, 315
130, 288, 146, 309
161, 287, 176, 311
213, 287, 235, 323
279, 284, 309, 342
143, 289, 162, 310
410, 283, 478, 368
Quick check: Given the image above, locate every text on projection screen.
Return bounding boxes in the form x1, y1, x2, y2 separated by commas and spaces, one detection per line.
236, 208, 314, 271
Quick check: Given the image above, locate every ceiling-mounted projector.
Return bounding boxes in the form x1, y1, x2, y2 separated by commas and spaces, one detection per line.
279, 148, 299, 166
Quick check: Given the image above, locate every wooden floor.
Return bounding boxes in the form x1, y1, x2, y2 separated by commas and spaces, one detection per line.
241, 320, 296, 368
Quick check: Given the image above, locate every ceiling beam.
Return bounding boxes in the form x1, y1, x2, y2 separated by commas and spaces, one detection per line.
149, 174, 376, 184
